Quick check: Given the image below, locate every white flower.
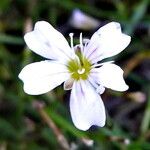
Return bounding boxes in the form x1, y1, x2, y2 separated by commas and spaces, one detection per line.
19, 21, 131, 131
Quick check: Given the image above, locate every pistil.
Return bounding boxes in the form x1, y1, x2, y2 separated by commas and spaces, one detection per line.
77, 68, 85, 74
67, 33, 92, 80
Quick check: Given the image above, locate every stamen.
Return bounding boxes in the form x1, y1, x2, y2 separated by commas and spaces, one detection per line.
80, 33, 83, 51
77, 68, 85, 74
69, 33, 74, 50
83, 38, 90, 46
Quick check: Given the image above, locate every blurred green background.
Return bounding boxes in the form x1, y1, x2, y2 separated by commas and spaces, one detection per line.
0, 0, 150, 149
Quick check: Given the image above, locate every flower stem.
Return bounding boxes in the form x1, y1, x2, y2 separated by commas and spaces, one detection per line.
140, 86, 150, 138
33, 101, 70, 150
123, 51, 150, 77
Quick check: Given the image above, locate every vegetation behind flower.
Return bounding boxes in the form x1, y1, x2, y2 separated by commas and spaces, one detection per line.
0, 0, 149, 149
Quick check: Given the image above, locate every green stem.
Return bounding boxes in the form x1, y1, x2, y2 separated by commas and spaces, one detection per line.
140, 86, 150, 138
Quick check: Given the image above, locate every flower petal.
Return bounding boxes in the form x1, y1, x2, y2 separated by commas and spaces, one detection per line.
84, 22, 131, 63
24, 21, 75, 62
70, 80, 106, 131
96, 85, 105, 94
19, 61, 70, 95
91, 64, 128, 91
88, 75, 105, 94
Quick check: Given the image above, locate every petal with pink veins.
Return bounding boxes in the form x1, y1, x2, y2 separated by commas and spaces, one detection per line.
70, 80, 106, 130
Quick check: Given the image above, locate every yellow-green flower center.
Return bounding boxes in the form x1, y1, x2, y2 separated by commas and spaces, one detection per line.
67, 52, 92, 80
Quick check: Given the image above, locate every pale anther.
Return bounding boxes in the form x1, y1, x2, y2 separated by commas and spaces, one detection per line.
69, 33, 74, 50
80, 33, 83, 51
77, 68, 85, 74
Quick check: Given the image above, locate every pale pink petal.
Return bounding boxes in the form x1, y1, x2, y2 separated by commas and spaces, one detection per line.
91, 63, 128, 91
24, 21, 76, 62
88, 75, 105, 94
19, 61, 69, 95
96, 85, 105, 94
84, 22, 131, 63
70, 80, 106, 131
